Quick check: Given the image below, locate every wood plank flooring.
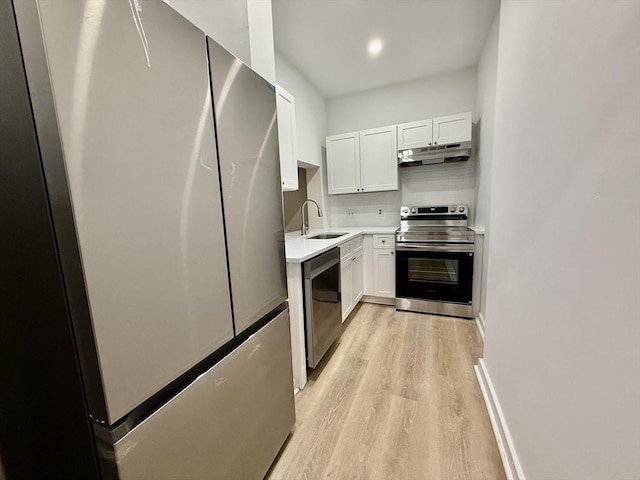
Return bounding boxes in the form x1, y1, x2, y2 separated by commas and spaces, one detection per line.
266, 303, 506, 480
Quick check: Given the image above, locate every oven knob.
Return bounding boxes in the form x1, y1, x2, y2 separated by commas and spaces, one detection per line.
401, 207, 409, 215
458, 206, 465, 213
449, 206, 456, 212
410, 208, 416, 214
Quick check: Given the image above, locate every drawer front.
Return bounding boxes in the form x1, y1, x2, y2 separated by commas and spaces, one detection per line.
373, 234, 394, 249
349, 235, 363, 253
112, 310, 295, 480
339, 242, 351, 261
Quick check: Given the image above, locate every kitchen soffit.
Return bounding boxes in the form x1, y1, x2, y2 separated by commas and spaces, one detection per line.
272, 0, 499, 98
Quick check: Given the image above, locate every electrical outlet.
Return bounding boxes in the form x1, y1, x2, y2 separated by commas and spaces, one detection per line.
347, 209, 355, 216
377, 208, 383, 216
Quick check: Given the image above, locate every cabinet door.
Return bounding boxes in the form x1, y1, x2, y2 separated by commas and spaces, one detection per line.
432, 112, 472, 146
209, 39, 287, 335
113, 310, 294, 480
327, 133, 360, 195
276, 85, 298, 191
352, 249, 364, 305
397, 119, 433, 150
341, 259, 353, 321
373, 249, 396, 298
38, 1, 237, 423
359, 126, 398, 193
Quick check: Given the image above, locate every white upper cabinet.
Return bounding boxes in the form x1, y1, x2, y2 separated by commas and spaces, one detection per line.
328, 112, 471, 195
326, 132, 360, 195
359, 125, 398, 193
397, 119, 433, 150
432, 112, 472, 145
397, 112, 472, 149
326, 126, 397, 195
276, 85, 298, 191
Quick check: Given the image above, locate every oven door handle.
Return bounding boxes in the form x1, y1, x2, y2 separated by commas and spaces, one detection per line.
395, 243, 474, 253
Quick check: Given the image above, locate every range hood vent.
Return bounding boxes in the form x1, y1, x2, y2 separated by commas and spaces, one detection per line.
398, 141, 471, 167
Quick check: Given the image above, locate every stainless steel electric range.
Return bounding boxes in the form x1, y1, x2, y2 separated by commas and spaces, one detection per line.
395, 205, 475, 318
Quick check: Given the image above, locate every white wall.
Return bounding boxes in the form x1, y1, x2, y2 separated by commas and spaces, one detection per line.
275, 52, 326, 168
474, 13, 499, 233
275, 52, 328, 229
474, 12, 500, 319
326, 67, 478, 227
328, 162, 478, 227
483, 1, 640, 479
282, 168, 308, 233
327, 66, 477, 135
164, 0, 251, 65
247, 0, 276, 83
164, 0, 275, 83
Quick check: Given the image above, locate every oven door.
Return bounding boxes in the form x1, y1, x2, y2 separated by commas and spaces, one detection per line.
395, 243, 474, 305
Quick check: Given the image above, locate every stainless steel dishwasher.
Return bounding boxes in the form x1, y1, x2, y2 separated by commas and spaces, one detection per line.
303, 248, 343, 368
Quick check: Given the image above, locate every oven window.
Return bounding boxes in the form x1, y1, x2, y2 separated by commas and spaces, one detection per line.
396, 249, 473, 304
408, 258, 459, 284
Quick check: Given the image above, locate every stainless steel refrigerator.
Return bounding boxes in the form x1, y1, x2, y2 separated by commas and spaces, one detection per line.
0, 1, 294, 478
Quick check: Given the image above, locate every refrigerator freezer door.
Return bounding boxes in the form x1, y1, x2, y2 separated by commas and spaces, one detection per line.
36, 1, 234, 423
112, 309, 295, 480
207, 39, 288, 335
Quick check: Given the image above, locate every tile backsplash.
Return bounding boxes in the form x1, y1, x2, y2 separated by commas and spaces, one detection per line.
327, 159, 477, 227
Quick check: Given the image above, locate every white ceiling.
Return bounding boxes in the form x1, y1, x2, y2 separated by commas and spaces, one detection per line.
272, 0, 500, 98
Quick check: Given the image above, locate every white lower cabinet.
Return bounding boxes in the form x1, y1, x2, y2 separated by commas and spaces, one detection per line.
340, 257, 353, 320
373, 249, 395, 298
340, 236, 364, 321
363, 234, 396, 300
352, 249, 364, 303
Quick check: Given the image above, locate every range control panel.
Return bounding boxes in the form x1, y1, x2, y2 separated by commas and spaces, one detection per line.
400, 205, 468, 218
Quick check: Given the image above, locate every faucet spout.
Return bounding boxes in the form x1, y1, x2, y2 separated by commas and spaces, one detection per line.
301, 199, 323, 236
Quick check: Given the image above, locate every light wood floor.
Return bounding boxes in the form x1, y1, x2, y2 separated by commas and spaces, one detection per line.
266, 303, 506, 480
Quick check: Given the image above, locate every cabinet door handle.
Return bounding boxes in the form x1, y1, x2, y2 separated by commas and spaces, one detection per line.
434, 141, 438, 145
391, 251, 394, 255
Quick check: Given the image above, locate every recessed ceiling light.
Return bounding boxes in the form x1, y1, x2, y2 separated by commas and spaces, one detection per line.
368, 39, 383, 57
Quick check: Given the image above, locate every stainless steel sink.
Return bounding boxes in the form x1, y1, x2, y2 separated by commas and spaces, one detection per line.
305, 233, 347, 240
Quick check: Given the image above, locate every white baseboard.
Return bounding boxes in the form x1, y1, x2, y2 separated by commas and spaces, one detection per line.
474, 359, 526, 480
476, 312, 486, 342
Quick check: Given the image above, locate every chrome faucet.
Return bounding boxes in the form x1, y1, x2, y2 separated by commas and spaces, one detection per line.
301, 199, 323, 236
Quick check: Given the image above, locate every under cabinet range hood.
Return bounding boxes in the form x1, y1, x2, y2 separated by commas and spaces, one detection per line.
398, 141, 471, 167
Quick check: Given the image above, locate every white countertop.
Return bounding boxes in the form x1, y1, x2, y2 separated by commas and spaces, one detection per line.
285, 227, 398, 263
